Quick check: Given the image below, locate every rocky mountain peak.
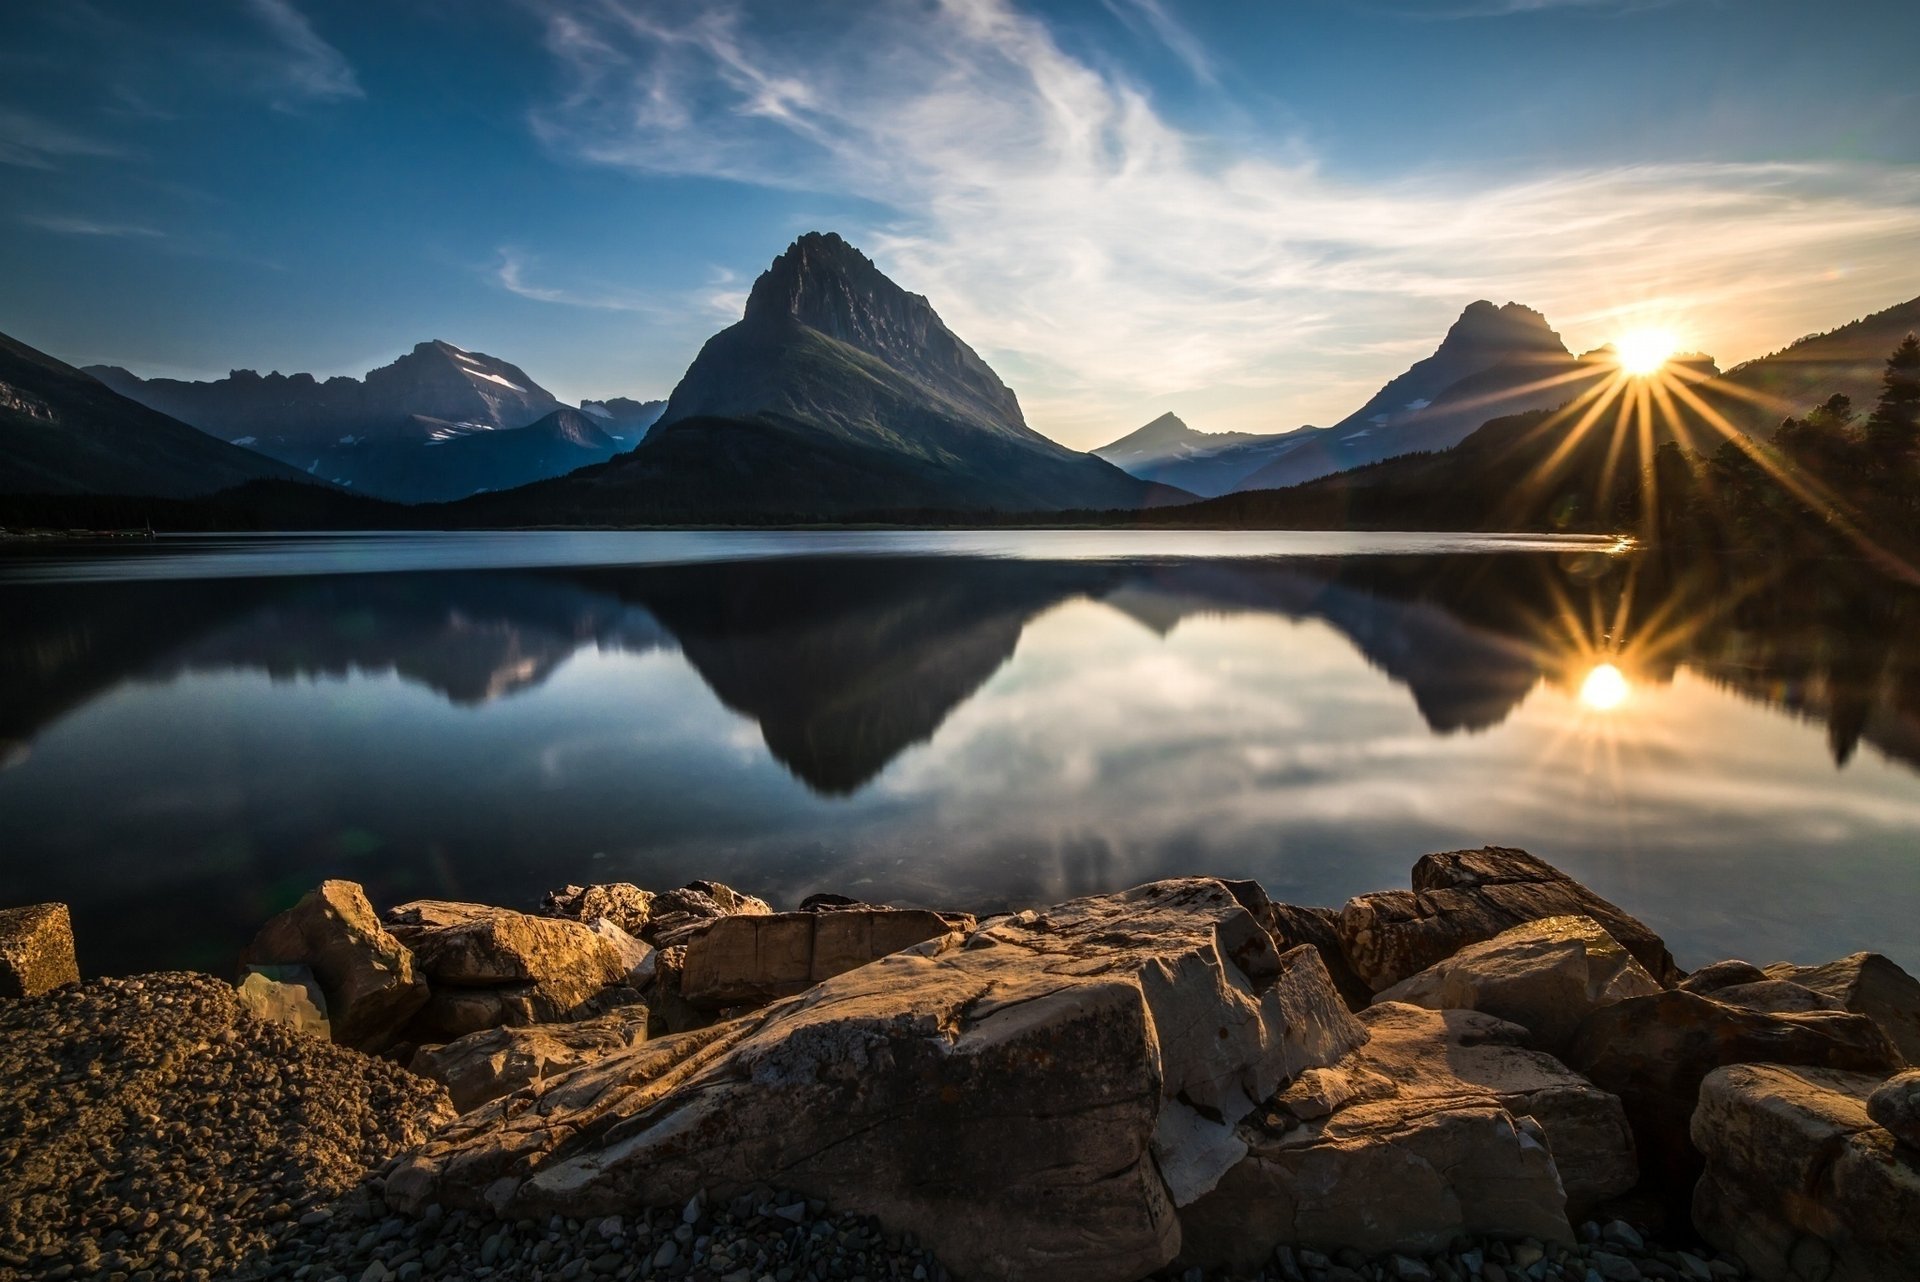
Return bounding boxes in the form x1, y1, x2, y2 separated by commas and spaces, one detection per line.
1442, 301, 1567, 357
728, 230, 1026, 430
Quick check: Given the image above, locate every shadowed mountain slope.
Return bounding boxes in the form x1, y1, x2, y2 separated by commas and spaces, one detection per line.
0, 331, 310, 499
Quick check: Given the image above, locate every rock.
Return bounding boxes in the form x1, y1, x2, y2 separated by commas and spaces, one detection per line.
1677, 961, 1769, 995
680, 908, 972, 1007
1337, 848, 1679, 994
384, 901, 637, 1038
642, 944, 713, 1037
1177, 1001, 1634, 1269
1763, 952, 1920, 1065
1706, 979, 1842, 1016
1692, 1063, 1920, 1282
1372, 915, 1660, 1055
235, 965, 332, 1039
409, 1006, 684, 1113
241, 880, 428, 1052
1565, 990, 1903, 1207
587, 918, 656, 986
646, 881, 774, 948
541, 883, 657, 939
385, 879, 1367, 1282
1224, 880, 1373, 1012
0, 902, 80, 998
1867, 1069, 1920, 1149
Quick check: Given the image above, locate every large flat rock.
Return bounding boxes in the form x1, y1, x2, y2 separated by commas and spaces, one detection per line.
1692, 1063, 1920, 1282
1338, 847, 1679, 994
386, 879, 1367, 1282
1765, 952, 1920, 1066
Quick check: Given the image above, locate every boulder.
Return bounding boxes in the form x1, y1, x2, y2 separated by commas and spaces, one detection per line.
235, 965, 331, 1039
1692, 1064, 1920, 1282
1176, 1001, 1635, 1269
1708, 979, 1843, 1016
409, 1006, 668, 1114
1565, 989, 1904, 1207
646, 881, 773, 948
1867, 1069, 1920, 1149
1338, 848, 1679, 994
1223, 880, 1372, 1011
1764, 953, 1920, 1065
240, 880, 427, 1052
1373, 915, 1660, 1055
385, 879, 1368, 1282
1677, 960, 1769, 995
541, 883, 656, 938
384, 901, 639, 1038
681, 907, 972, 1007
0, 902, 80, 998
642, 945, 712, 1037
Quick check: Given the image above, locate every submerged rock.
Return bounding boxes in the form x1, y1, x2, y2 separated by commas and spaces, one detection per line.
1338, 847, 1679, 994
0, 902, 79, 998
385, 879, 1366, 1282
680, 906, 972, 1007
1692, 1063, 1919, 1282
1764, 952, 1920, 1065
1373, 914, 1661, 1055
240, 880, 427, 1052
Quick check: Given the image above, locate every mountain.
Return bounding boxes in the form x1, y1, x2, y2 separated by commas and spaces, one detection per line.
578, 397, 666, 446
1091, 412, 1305, 497
480, 232, 1177, 519
83, 340, 590, 502
0, 330, 309, 499
1232, 302, 1609, 493
1689, 294, 1920, 438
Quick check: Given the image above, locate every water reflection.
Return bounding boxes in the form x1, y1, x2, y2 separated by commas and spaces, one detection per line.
2, 545, 1918, 976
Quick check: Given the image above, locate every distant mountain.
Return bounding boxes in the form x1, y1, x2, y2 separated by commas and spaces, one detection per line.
0, 330, 309, 499
1232, 302, 1619, 493
479, 232, 1177, 519
83, 340, 597, 502
578, 397, 666, 446
1092, 412, 1306, 497
1689, 294, 1920, 439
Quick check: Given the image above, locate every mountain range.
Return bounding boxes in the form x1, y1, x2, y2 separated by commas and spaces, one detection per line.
84, 342, 664, 504
458, 232, 1179, 520
1093, 302, 1717, 497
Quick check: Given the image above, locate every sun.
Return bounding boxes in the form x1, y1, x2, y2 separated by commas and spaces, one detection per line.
1614, 328, 1680, 377
1579, 662, 1631, 711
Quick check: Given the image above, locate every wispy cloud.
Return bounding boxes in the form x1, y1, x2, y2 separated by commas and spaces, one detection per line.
19, 212, 166, 238
242, 0, 362, 108
525, 0, 1920, 443
1099, 0, 1215, 84
493, 248, 654, 313
0, 109, 126, 170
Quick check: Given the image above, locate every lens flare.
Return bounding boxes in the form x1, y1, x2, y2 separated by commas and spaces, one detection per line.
1614, 329, 1679, 376
1579, 662, 1631, 711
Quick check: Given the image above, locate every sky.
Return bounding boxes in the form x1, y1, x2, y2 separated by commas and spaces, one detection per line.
3, 0, 1919, 449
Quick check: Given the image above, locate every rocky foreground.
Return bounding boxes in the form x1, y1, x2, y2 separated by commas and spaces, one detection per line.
2, 849, 1918, 1282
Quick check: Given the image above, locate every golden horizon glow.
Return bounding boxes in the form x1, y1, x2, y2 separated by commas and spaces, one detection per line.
1579, 662, 1631, 711
1614, 328, 1681, 377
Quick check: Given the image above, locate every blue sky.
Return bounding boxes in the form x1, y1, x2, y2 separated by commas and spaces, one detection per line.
4, 0, 1918, 447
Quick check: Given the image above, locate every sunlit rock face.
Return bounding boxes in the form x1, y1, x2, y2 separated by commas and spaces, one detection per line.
385, 879, 1366, 1282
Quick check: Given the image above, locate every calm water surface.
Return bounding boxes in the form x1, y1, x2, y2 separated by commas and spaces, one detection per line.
3, 530, 1916, 977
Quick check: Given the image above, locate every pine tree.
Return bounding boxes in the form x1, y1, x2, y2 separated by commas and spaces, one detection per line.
1864, 335, 1920, 469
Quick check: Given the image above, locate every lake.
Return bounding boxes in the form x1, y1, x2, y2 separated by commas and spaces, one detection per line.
3, 529, 1916, 979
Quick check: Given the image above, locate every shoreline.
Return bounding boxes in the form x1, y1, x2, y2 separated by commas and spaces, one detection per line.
3, 848, 1917, 1282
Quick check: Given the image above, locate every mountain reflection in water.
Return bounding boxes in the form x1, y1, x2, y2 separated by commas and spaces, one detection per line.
3, 547, 1919, 976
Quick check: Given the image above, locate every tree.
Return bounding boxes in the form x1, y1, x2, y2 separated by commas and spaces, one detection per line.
1864, 335, 1920, 471
1775, 393, 1858, 483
